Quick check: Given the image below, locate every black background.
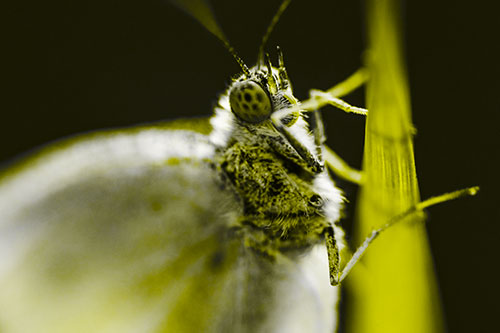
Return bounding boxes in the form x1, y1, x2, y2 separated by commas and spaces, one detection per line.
2, 0, 499, 332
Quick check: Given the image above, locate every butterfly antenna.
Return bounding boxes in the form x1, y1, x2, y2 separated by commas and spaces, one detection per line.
169, 0, 249, 76
257, 0, 292, 67
224, 42, 250, 76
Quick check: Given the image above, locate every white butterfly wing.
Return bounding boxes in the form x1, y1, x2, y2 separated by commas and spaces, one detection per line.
0, 127, 337, 332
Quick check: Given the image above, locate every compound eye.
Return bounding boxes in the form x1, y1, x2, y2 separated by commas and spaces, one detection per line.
229, 81, 272, 123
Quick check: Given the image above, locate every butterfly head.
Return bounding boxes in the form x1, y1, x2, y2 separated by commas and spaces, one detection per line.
228, 48, 299, 126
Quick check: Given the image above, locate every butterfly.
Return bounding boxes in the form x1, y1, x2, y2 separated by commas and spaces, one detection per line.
0, 0, 478, 332
0, 1, 360, 331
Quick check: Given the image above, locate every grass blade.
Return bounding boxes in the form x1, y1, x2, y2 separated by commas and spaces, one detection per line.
346, 1, 445, 332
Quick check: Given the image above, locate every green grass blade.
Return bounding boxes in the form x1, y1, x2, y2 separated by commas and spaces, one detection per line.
346, 0, 445, 332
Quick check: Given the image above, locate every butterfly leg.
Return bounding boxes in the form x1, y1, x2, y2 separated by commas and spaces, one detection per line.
300, 68, 369, 115
324, 225, 341, 286
308, 110, 327, 161
322, 67, 369, 99
334, 187, 478, 285
308, 108, 363, 184
309, 90, 368, 115
271, 124, 324, 175
323, 145, 363, 184
305, 74, 365, 184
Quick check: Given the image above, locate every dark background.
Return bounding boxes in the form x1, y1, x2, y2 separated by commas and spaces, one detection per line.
2, 0, 498, 332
